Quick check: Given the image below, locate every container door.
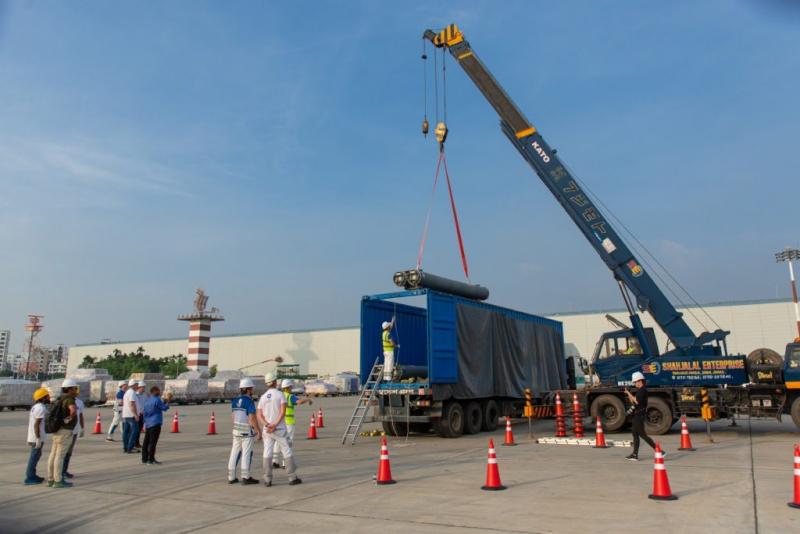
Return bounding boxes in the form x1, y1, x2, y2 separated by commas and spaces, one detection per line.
428, 292, 458, 384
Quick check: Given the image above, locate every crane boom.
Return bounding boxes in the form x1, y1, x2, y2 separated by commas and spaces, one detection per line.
424, 24, 728, 353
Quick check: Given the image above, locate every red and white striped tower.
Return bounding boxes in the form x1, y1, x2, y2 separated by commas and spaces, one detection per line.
178, 288, 224, 374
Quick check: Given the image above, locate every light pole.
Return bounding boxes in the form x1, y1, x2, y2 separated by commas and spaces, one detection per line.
775, 247, 800, 342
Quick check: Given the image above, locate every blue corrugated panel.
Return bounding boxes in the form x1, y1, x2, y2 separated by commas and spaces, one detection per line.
427, 291, 458, 383
360, 297, 427, 384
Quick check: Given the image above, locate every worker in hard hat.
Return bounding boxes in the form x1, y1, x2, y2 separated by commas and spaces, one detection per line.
228, 377, 261, 485
47, 378, 79, 488
107, 381, 127, 442
624, 371, 659, 461
257, 372, 301, 486
122, 378, 140, 454
275, 379, 312, 469
24, 388, 50, 485
381, 318, 398, 382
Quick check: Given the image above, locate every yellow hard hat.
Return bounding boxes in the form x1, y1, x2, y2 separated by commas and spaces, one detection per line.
33, 388, 50, 402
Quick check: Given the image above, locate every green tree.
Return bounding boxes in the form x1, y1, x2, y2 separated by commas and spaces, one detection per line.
209, 364, 218, 378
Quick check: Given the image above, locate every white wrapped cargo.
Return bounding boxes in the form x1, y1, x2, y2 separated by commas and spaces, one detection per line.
328, 373, 360, 394
208, 378, 240, 401
129, 372, 165, 381
68, 368, 111, 381
177, 370, 209, 380
164, 379, 208, 404
43, 379, 91, 404
304, 381, 338, 396
250, 376, 267, 399
0, 379, 39, 409
214, 370, 245, 380
90, 379, 109, 404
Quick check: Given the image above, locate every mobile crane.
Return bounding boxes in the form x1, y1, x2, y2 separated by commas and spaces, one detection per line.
425, 24, 800, 433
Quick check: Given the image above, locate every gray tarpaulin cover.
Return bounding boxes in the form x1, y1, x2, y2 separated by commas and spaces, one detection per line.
434, 304, 566, 401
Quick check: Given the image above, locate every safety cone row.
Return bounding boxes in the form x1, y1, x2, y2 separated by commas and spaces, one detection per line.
572, 393, 584, 438
502, 417, 516, 446
92, 412, 102, 434
376, 436, 396, 484
554, 392, 567, 437
678, 416, 696, 451
482, 438, 506, 491
316, 408, 324, 428
207, 411, 217, 435
648, 442, 677, 500
170, 411, 180, 433
594, 416, 609, 448
789, 444, 800, 509
307, 414, 318, 439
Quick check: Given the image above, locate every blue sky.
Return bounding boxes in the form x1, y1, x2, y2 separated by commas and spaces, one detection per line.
1, 1, 798, 352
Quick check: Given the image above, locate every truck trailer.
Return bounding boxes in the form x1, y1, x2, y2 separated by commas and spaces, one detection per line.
351, 289, 567, 439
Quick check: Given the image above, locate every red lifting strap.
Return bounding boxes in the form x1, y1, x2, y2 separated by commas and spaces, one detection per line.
416, 149, 470, 281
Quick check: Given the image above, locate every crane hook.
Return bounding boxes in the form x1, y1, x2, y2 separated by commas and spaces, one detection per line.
435, 121, 448, 147
422, 118, 429, 137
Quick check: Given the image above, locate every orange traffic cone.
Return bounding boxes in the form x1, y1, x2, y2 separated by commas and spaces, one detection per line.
678, 416, 695, 451
572, 393, 584, 438
502, 417, 516, 446
207, 411, 217, 435
307, 414, 318, 439
92, 411, 102, 434
594, 416, 609, 448
481, 438, 506, 491
555, 392, 567, 437
789, 444, 800, 509
648, 442, 677, 500
316, 407, 324, 428
171, 411, 180, 433
376, 436, 396, 485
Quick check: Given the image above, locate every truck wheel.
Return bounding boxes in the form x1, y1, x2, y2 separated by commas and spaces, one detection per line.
645, 397, 673, 435
590, 394, 626, 432
463, 401, 483, 434
382, 420, 408, 436
437, 401, 464, 438
481, 399, 500, 432
790, 397, 800, 430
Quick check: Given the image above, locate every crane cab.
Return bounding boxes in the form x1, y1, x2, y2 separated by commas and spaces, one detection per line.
590, 327, 659, 385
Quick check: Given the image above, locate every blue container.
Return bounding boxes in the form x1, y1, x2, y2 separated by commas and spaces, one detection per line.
360, 289, 566, 398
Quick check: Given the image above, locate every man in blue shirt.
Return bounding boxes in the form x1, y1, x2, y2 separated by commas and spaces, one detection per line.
228, 377, 260, 485
142, 386, 170, 465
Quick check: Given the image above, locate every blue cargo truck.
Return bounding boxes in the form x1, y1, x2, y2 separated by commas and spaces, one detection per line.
358, 289, 568, 438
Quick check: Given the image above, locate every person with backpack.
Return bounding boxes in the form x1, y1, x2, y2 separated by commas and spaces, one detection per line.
24, 388, 50, 485
45, 378, 79, 488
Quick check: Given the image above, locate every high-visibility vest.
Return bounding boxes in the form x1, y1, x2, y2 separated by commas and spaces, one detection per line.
284, 390, 296, 426
382, 329, 394, 351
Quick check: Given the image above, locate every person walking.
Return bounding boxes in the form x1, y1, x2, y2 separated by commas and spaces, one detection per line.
257, 373, 301, 487
228, 377, 260, 484
24, 388, 50, 485
381, 318, 398, 382
46, 379, 79, 488
275, 379, 312, 469
106, 381, 127, 442
625, 371, 660, 461
122, 379, 140, 454
141, 386, 171, 465
134, 381, 146, 451
61, 392, 85, 479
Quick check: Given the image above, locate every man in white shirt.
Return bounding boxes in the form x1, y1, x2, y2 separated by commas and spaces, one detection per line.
122, 379, 140, 453
24, 388, 50, 485
61, 395, 85, 479
257, 373, 301, 487
107, 381, 127, 442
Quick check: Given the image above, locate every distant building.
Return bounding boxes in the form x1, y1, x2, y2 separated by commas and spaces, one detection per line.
0, 330, 10, 370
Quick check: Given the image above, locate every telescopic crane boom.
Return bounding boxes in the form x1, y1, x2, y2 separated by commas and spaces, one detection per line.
423, 24, 730, 372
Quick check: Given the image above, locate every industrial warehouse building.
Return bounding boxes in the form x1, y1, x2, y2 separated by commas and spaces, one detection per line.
67, 299, 798, 377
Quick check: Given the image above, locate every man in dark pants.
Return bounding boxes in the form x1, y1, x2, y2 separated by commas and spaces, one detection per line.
625, 371, 661, 461
142, 386, 171, 465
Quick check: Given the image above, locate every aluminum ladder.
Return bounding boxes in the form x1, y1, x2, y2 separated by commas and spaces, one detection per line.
341, 357, 383, 445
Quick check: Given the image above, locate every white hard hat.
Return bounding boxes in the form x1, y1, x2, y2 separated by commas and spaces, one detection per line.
264, 372, 277, 384
62, 378, 78, 388
137, 381, 146, 387
240, 377, 255, 389
118, 380, 127, 387
382, 321, 391, 330
128, 379, 137, 386
281, 379, 293, 389
631, 371, 646, 382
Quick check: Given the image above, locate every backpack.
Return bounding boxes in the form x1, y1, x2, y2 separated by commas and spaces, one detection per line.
45, 397, 65, 433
